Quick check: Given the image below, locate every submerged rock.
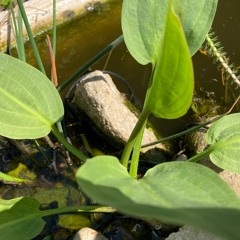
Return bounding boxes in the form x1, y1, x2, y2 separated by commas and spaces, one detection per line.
72, 70, 169, 160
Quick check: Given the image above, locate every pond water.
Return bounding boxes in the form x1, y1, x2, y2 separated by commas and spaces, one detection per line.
25, 0, 239, 139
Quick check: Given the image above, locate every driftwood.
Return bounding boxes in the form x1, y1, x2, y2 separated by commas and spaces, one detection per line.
72, 70, 169, 160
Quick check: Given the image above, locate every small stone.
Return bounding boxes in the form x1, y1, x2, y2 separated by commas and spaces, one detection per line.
73, 227, 108, 240
166, 226, 222, 240
72, 70, 168, 160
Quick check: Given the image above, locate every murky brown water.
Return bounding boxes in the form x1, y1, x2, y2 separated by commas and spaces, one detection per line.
1, 2, 239, 238
26, 0, 240, 137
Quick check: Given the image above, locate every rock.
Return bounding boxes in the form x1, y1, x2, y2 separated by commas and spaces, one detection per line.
72, 70, 168, 159
184, 127, 208, 156
166, 226, 222, 240
185, 125, 240, 197
73, 227, 108, 240
218, 170, 240, 198
171, 122, 240, 240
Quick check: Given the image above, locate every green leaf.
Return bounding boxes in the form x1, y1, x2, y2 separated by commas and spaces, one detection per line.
174, 0, 218, 56
76, 156, 240, 239
206, 113, 240, 173
122, 0, 167, 65
0, 196, 115, 240
0, 197, 45, 240
144, 1, 193, 119
0, 0, 9, 6
122, 0, 218, 62
0, 171, 31, 184
0, 53, 64, 139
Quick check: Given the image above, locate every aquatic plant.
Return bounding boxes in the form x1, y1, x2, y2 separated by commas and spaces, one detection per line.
1, 0, 240, 239
203, 30, 240, 90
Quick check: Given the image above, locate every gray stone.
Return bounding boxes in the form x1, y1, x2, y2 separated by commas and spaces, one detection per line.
72, 70, 168, 159
166, 226, 223, 240
73, 227, 109, 240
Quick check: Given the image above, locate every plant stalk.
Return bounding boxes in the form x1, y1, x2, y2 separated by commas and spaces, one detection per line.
121, 108, 150, 168
187, 146, 214, 163
51, 124, 88, 161
17, 7, 26, 62
39, 205, 115, 218
129, 122, 146, 178
141, 115, 223, 148
206, 33, 240, 87
52, 0, 57, 57
17, 0, 46, 74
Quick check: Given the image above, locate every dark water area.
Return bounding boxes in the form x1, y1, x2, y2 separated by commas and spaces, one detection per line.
26, 0, 240, 138
193, 0, 240, 106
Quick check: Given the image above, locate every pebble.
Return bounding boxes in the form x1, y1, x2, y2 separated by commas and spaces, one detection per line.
73, 227, 109, 240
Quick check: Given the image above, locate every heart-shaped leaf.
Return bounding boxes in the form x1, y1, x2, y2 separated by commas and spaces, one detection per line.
143, 1, 193, 119
0, 197, 45, 240
0, 196, 115, 240
76, 156, 240, 239
122, 0, 167, 65
122, 0, 218, 63
174, 0, 218, 56
0, 53, 64, 139
206, 113, 240, 173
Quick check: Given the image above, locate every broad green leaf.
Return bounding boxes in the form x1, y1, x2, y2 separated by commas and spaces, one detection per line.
144, 2, 193, 119
0, 196, 115, 240
206, 113, 240, 173
174, 0, 218, 56
122, 0, 218, 63
122, 0, 167, 64
0, 53, 64, 139
0, 197, 45, 240
76, 156, 240, 239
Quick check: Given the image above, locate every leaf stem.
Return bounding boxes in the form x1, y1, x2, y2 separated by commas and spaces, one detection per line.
121, 108, 150, 168
187, 146, 214, 163
141, 115, 223, 148
52, 0, 57, 57
129, 122, 146, 178
17, 0, 46, 74
39, 205, 115, 218
51, 124, 88, 161
17, 7, 26, 62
